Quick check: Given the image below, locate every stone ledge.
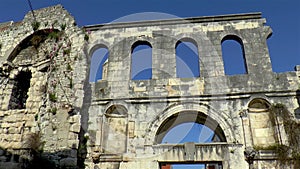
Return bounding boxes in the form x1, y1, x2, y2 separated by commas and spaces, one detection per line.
85, 12, 262, 31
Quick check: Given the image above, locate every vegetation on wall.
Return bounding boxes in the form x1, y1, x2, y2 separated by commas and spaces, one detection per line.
22, 132, 56, 169
20, 24, 78, 168
31, 21, 40, 31
268, 103, 300, 168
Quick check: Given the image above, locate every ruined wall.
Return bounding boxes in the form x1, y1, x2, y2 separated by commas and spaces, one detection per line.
0, 5, 86, 168
0, 5, 299, 169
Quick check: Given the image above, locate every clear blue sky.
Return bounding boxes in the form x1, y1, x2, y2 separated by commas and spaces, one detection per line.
0, 0, 299, 72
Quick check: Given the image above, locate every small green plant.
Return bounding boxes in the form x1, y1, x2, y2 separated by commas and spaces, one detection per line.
31, 21, 40, 31
48, 107, 57, 115
34, 114, 38, 121
44, 21, 48, 27
51, 20, 58, 28
63, 48, 71, 55
49, 93, 57, 102
60, 23, 67, 30
23, 132, 45, 154
69, 77, 73, 89
66, 63, 72, 71
47, 31, 59, 41
84, 34, 89, 41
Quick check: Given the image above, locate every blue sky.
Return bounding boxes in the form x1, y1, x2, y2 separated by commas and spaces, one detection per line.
0, 0, 300, 72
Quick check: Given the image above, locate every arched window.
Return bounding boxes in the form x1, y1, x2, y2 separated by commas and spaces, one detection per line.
176, 38, 200, 78
89, 46, 109, 82
248, 98, 270, 112
221, 35, 247, 75
9, 71, 32, 109
131, 41, 152, 80
155, 111, 226, 144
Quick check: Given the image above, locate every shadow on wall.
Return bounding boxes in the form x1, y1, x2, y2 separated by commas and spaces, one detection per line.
295, 90, 300, 119
0, 147, 78, 169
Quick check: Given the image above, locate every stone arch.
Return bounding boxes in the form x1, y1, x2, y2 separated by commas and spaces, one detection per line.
175, 37, 198, 49
147, 102, 235, 145
88, 42, 110, 59
131, 40, 152, 53
248, 98, 271, 112
7, 29, 60, 63
105, 104, 128, 117
155, 111, 226, 144
221, 34, 247, 75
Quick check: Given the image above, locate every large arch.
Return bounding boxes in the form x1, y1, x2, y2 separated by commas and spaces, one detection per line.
146, 102, 236, 145
7, 29, 60, 62
155, 111, 226, 144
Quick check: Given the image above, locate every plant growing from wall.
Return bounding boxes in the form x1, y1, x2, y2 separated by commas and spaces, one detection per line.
60, 23, 67, 31
83, 29, 90, 41
48, 92, 57, 102
31, 21, 40, 31
268, 103, 300, 168
22, 132, 55, 169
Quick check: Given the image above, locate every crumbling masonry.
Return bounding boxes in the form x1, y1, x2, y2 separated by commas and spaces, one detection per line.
0, 5, 299, 169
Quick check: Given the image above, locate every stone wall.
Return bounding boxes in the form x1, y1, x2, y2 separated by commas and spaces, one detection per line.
0, 5, 299, 169
84, 11, 300, 169
0, 5, 86, 169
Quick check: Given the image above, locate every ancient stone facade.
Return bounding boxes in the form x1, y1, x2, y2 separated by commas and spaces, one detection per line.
0, 5, 299, 169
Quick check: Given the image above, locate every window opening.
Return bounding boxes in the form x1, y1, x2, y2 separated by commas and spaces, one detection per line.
9, 71, 32, 109
131, 41, 152, 80
89, 47, 109, 82
176, 39, 200, 78
221, 36, 247, 75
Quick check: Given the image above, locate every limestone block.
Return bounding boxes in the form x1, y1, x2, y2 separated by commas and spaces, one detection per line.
25, 120, 36, 127
253, 128, 272, 138
68, 132, 78, 140
1, 122, 10, 128
95, 131, 102, 146
70, 123, 80, 133
10, 134, 22, 142
8, 127, 19, 134
119, 161, 159, 169
68, 115, 80, 123
133, 86, 147, 92
168, 78, 180, 86
5, 114, 17, 122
